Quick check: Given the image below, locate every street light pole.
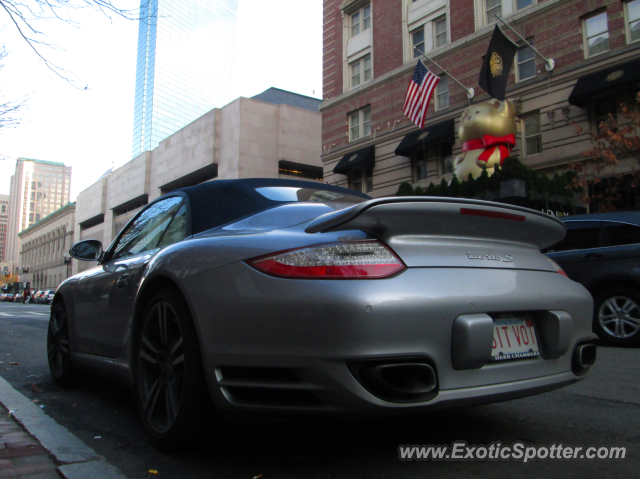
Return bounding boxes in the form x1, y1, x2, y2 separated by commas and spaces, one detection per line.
63, 254, 71, 279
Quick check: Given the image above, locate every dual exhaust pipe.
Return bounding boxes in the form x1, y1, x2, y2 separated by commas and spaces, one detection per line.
355, 361, 438, 403
572, 343, 597, 376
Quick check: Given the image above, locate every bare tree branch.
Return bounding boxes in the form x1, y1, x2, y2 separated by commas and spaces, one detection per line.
0, 44, 28, 132
0, 0, 150, 88
569, 92, 640, 212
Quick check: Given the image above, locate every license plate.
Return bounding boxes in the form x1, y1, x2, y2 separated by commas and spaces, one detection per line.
491, 316, 540, 362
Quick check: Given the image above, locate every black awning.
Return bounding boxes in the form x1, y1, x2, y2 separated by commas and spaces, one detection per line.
333, 145, 375, 175
394, 119, 455, 157
568, 59, 640, 107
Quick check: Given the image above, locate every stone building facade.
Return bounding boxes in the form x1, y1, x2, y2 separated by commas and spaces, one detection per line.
5, 158, 72, 265
18, 203, 75, 291
321, 0, 640, 203
73, 89, 322, 275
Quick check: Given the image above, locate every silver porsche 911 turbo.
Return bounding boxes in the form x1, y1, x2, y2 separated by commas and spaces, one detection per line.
49, 178, 596, 449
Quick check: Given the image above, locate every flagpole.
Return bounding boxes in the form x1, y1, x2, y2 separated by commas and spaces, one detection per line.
413, 46, 475, 100
493, 15, 555, 72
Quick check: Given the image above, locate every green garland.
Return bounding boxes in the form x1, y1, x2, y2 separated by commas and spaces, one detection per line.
396, 157, 583, 212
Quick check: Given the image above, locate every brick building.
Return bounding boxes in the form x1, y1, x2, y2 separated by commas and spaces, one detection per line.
321, 0, 640, 204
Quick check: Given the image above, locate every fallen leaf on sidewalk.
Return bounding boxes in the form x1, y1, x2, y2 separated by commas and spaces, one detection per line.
254, 475, 263, 479
31, 383, 42, 393
32, 399, 40, 403
8, 362, 19, 365
148, 470, 159, 475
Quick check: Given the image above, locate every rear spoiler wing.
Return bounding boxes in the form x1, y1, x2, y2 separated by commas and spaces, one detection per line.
306, 196, 567, 250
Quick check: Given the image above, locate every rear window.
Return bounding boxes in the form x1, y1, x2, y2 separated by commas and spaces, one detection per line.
223, 203, 350, 231
255, 187, 366, 204
545, 221, 602, 253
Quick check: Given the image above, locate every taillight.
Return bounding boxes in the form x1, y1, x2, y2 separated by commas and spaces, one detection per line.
247, 241, 406, 279
548, 258, 568, 278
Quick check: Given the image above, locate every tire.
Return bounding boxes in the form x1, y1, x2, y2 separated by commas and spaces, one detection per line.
593, 287, 640, 346
47, 302, 76, 386
134, 288, 211, 450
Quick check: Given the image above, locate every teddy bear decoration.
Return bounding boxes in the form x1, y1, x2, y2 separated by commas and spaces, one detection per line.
452, 99, 517, 181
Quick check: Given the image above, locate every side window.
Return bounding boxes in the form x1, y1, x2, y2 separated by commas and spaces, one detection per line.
112, 197, 183, 260
546, 221, 602, 252
158, 204, 187, 247
604, 221, 640, 247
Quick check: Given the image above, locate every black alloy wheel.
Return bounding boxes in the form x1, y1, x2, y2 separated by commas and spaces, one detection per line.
47, 303, 75, 386
135, 288, 210, 450
594, 287, 640, 346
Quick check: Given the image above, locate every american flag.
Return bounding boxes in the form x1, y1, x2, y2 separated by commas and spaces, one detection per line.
403, 60, 440, 129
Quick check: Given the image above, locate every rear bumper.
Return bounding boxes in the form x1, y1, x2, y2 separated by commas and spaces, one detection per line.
183, 264, 594, 416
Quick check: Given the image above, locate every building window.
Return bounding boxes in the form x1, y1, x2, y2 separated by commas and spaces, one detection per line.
486, 0, 502, 24
414, 157, 429, 181
412, 27, 425, 58
584, 11, 609, 58
278, 161, 323, 180
434, 16, 448, 48
441, 143, 454, 174
523, 113, 542, 156
589, 91, 635, 130
412, 16, 448, 58
351, 4, 371, 37
349, 168, 373, 194
349, 106, 372, 141
350, 55, 372, 88
626, 0, 640, 43
436, 77, 449, 110
412, 142, 453, 181
516, 0, 534, 9
516, 43, 536, 81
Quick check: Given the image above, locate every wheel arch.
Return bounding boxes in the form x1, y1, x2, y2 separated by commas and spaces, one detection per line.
130, 274, 207, 378
586, 276, 640, 301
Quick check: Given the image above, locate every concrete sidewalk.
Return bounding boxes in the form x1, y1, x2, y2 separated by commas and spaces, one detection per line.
0, 376, 126, 479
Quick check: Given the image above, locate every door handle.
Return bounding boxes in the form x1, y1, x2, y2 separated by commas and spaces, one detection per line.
583, 253, 604, 259
117, 274, 130, 289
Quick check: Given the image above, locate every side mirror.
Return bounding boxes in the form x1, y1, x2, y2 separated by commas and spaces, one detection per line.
69, 240, 103, 261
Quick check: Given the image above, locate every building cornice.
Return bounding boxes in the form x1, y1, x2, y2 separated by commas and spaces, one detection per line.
320, 0, 567, 112
18, 203, 76, 238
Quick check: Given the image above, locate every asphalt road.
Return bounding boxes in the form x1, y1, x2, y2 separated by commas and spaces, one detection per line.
0, 302, 638, 479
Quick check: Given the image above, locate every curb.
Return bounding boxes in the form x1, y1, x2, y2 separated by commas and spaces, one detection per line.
0, 375, 127, 479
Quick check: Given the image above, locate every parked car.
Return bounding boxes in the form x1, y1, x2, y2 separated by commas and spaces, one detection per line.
49, 179, 595, 450
42, 291, 55, 305
0, 293, 7, 301
3, 294, 14, 302
32, 291, 45, 304
544, 211, 640, 346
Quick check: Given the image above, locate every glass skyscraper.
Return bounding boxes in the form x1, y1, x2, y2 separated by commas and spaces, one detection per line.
131, 0, 238, 158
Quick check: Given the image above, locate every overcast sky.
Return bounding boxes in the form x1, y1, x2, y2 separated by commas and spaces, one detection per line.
0, 0, 323, 201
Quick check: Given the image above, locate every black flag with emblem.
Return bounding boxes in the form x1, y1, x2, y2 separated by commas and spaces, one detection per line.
479, 25, 518, 101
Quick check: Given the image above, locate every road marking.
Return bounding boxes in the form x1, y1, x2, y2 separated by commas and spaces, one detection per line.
0, 312, 49, 321
26, 312, 48, 316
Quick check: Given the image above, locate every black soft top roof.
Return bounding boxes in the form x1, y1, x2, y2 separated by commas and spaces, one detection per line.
174, 178, 370, 235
